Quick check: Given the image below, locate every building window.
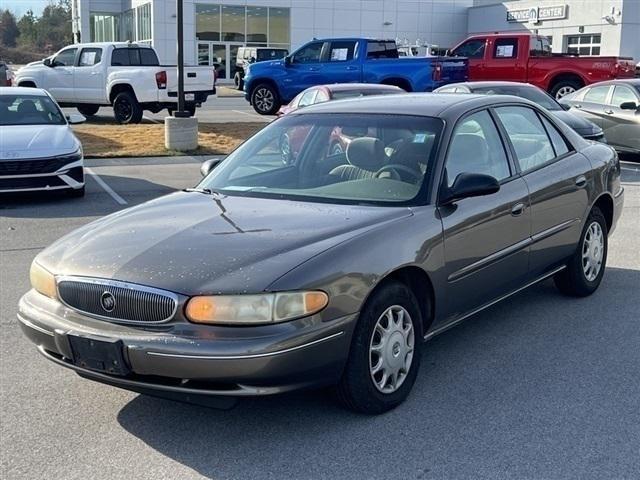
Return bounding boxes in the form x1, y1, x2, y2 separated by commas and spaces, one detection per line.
196, 4, 221, 41
222, 5, 245, 42
566, 34, 601, 56
268, 8, 290, 45
137, 3, 152, 42
122, 9, 135, 41
246, 6, 267, 44
90, 14, 119, 42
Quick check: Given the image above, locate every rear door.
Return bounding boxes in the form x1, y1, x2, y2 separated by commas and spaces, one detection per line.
600, 84, 640, 151
44, 47, 77, 102
449, 38, 487, 80
322, 40, 361, 84
438, 109, 530, 320
494, 106, 592, 277
74, 47, 105, 103
483, 37, 526, 82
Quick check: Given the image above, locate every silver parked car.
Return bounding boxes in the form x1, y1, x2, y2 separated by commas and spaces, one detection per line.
0, 87, 86, 195
19, 94, 624, 414
559, 79, 640, 157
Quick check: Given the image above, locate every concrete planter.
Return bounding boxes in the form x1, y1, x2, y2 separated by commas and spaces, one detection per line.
165, 116, 198, 151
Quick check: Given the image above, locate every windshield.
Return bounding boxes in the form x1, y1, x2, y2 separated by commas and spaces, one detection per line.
0, 94, 66, 126
473, 86, 561, 111
200, 114, 443, 205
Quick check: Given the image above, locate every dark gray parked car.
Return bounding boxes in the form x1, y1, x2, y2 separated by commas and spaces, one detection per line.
559, 79, 640, 157
434, 81, 605, 142
19, 94, 624, 414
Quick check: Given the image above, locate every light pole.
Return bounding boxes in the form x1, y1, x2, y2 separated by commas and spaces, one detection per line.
174, 0, 188, 118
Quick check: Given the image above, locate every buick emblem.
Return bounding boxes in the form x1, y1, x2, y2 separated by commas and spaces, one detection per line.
100, 291, 116, 312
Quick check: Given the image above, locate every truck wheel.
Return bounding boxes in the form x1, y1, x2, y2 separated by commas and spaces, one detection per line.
77, 105, 99, 116
113, 91, 143, 124
251, 83, 280, 115
234, 72, 244, 90
550, 79, 582, 99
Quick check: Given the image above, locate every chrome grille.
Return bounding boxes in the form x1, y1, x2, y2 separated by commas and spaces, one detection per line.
57, 277, 178, 324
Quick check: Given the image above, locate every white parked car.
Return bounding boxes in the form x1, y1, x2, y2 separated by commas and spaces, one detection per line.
14, 43, 216, 124
0, 87, 86, 196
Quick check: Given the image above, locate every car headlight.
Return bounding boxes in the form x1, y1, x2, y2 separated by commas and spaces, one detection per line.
29, 261, 57, 299
185, 291, 328, 325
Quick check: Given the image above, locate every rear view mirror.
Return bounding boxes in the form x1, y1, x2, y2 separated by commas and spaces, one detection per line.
66, 113, 86, 124
441, 172, 500, 205
620, 101, 639, 111
200, 158, 222, 177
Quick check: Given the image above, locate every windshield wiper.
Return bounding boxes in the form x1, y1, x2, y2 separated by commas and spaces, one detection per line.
183, 187, 214, 195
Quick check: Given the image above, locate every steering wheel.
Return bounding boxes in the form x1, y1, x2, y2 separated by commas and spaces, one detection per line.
376, 164, 422, 183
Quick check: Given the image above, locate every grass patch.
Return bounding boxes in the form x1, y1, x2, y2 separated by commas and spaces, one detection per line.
73, 123, 265, 158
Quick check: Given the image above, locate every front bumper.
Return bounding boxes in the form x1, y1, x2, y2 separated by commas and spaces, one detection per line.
0, 159, 84, 194
18, 289, 355, 400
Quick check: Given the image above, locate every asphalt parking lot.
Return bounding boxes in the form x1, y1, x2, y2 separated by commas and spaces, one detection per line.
1, 159, 639, 480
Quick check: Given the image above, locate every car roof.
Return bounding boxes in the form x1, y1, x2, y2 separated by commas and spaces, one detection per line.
445, 81, 540, 90
0, 86, 49, 96
296, 92, 535, 117
324, 83, 403, 92
586, 78, 640, 87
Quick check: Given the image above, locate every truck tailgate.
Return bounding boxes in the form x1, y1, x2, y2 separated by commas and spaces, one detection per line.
436, 57, 469, 84
165, 67, 216, 94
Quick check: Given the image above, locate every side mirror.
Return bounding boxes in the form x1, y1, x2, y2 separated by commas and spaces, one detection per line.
284, 56, 292, 67
66, 113, 86, 124
441, 172, 500, 205
561, 103, 572, 111
200, 158, 222, 177
43, 58, 52, 67
620, 101, 639, 111
249, 57, 256, 63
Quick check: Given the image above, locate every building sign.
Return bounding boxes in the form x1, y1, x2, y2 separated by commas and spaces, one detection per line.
507, 5, 567, 24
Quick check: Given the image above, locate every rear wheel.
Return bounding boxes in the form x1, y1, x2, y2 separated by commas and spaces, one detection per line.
251, 83, 280, 115
337, 281, 422, 414
234, 72, 244, 90
77, 105, 99, 116
554, 207, 608, 296
550, 79, 583, 99
113, 91, 143, 124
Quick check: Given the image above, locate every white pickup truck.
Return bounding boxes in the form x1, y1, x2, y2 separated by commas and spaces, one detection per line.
14, 42, 216, 124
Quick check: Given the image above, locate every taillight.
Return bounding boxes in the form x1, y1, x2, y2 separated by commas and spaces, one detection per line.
155, 71, 167, 89
432, 63, 442, 82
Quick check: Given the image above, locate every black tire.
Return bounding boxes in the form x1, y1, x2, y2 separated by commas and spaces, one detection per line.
550, 79, 583, 99
234, 72, 244, 90
113, 91, 143, 124
554, 207, 608, 297
77, 105, 100, 116
337, 281, 423, 414
66, 186, 85, 198
251, 83, 280, 115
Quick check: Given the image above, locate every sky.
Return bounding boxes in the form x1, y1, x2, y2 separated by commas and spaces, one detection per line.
3, 1, 52, 17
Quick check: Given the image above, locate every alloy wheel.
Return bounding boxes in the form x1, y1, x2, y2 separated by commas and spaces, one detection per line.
582, 221, 604, 281
555, 86, 576, 99
369, 305, 415, 394
254, 88, 274, 113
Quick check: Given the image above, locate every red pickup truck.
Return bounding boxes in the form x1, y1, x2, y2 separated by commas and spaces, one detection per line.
450, 33, 635, 98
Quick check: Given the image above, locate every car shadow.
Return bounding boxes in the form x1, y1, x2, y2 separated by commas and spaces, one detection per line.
116, 266, 640, 479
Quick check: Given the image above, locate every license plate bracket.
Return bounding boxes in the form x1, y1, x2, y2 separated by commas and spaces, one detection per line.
68, 335, 130, 376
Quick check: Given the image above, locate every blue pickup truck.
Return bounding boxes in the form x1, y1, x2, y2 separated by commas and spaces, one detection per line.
243, 38, 469, 115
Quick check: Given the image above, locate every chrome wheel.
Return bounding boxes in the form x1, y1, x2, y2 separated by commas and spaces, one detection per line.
582, 221, 604, 281
555, 85, 576, 99
369, 305, 415, 394
254, 87, 274, 113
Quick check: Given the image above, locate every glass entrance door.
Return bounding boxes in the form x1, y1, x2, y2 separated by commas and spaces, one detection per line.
196, 42, 241, 81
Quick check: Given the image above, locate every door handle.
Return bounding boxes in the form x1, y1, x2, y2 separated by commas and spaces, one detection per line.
511, 202, 526, 216
604, 109, 614, 115
346, 66, 358, 71
575, 175, 587, 188
308, 66, 320, 71
574, 104, 582, 109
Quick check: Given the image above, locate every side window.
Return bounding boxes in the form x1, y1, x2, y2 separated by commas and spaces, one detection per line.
315, 89, 330, 104
298, 89, 317, 108
111, 49, 130, 66
366, 41, 398, 59
445, 110, 510, 187
292, 42, 323, 64
494, 38, 518, 58
611, 86, 638, 107
139, 48, 160, 66
451, 39, 485, 59
329, 41, 356, 62
541, 117, 570, 157
53, 48, 77, 67
495, 106, 556, 172
78, 48, 102, 67
584, 86, 610, 104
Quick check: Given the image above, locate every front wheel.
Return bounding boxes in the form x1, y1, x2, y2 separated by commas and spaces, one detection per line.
251, 83, 280, 115
113, 91, 143, 124
337, 281, 422, 414
554, 207, 608, 296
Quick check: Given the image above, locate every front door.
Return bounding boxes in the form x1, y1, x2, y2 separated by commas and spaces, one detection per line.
493, 106, 592, 277
74, 47, 105, 103
438, 109, 530, 320
44, 47, 77, 102
449, 38, 487, 80
282, 41, 326, 101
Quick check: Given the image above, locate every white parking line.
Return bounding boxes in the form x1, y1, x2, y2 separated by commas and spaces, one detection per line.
232, 109, 271, 121
86, 168, 128, 205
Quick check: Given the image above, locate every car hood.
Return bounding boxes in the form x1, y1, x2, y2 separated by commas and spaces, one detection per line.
552, 110, 602, 136
0, 125, 78, 160
37, 192, 411, 295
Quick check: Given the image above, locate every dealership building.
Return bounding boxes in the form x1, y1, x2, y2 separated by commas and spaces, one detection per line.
71, 0, 639, 82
